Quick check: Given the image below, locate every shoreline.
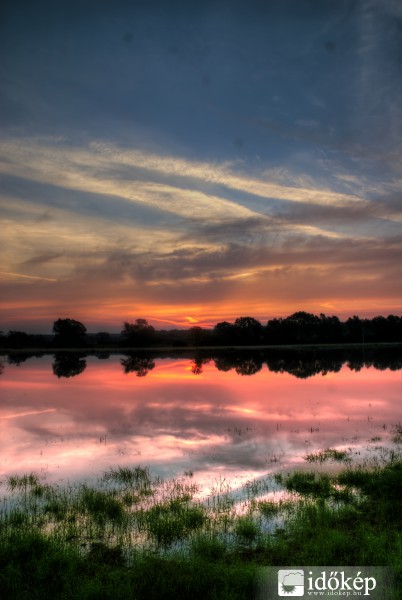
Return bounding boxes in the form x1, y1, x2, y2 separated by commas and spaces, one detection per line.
2, 341, 402, 354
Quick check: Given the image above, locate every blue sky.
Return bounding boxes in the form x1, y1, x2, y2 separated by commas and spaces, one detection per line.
1, 0, 401, 331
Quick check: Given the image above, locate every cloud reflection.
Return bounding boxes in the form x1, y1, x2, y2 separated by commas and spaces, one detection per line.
0, 355, 401, 487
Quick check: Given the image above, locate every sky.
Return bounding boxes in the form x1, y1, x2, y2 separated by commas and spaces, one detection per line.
1, 0, 401, 332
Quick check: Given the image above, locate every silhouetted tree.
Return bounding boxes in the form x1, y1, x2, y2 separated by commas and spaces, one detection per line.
94, 332, 113, 347
213, 321, 237, 345
265, 318, 284, 344
345, 316, 364, 344
283, 312, 321, 344
369, 315, 402, 343
53, 319, 87, 347
234, 317, 263, 344
6, 331, 30, 348
121, 320, 155, 347
52, 353, 87, 378
319, 313, 343, 343
385, 315, 402, 342
266, 312, 343, 345
188, 326, 205, 347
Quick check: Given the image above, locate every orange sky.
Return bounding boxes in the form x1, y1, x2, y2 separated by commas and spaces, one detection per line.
1, 3, 402, 332
0, 270, 400, 332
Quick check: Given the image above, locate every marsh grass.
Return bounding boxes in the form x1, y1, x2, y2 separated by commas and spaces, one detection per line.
1, 454, 401, 599
392, 423, 402, 444
303, 447, 351, 464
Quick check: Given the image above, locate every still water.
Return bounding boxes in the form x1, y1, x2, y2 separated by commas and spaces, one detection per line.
1, 351, 401, 489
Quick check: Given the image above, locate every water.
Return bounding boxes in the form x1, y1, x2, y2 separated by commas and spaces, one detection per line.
1, 351, 401, 492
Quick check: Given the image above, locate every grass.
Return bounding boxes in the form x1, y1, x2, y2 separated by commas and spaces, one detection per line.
1, 453, 401, 599
303, 447, 351, 464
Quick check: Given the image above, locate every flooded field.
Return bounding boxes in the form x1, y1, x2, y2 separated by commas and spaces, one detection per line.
1, 350, 401, 488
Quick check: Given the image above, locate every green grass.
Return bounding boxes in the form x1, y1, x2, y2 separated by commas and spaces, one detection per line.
303, 447, 351, 464
1, 456, 401, 599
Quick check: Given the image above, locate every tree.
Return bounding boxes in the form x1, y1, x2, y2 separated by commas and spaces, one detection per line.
234, 316, 263, 344
188, 326, 204, 347
52, 319, 87, 347
319, 314, 342, 343
265, 318, 284, 345
6, 331, 30, 348
345, 316, 364, 344
213, 321, 237, 345
94, 332, 112, 347
121, 319, 155, 347
279, 312, 321, 344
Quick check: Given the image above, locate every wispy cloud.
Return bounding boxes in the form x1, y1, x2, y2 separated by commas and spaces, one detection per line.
0, 271, 58, 282
0, 137, 368, 214
1, 130, 401, 331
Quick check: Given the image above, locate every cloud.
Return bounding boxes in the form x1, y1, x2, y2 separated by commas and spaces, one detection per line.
1, 126, 401, 331
282, 571, 304, 587
0, 137, 364, 212
22, 252, 64, 268
0, 271, 58, 283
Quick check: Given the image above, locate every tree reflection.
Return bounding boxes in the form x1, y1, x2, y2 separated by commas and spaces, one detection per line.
94, 351, 111, 360
212, 349, 402, 379
2, 346, 401, 379
213, 356, 234, 372
52, 353, 87, 378
7, 352, 41, 366
235, 356, 262, 376
121, 355, 155, 377
190, 356, 210, 375
265, 353, 344, 379
213, 352, 263, 376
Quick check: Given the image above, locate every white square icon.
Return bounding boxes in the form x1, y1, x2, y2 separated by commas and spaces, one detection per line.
278, 569, 305, 596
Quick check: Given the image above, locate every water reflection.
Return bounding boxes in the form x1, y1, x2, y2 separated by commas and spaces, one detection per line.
1, 347, 401, 379
120, 355, 156, 377
0, 353, 401, 490
215, 353, 263, 376
52, 353, 87, 378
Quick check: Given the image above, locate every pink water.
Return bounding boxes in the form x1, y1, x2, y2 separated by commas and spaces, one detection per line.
0, 355, 401, 488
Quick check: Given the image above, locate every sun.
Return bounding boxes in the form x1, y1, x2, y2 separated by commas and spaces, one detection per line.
281, 583, 296, 595
185, 316, 199, 324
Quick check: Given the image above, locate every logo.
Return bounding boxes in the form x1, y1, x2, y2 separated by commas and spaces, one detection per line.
278, 570, 305, 596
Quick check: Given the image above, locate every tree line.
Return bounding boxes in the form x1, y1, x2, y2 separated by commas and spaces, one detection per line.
1, 311, 401, 349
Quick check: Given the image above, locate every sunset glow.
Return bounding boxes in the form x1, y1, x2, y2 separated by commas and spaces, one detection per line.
1, 2, 401, 332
